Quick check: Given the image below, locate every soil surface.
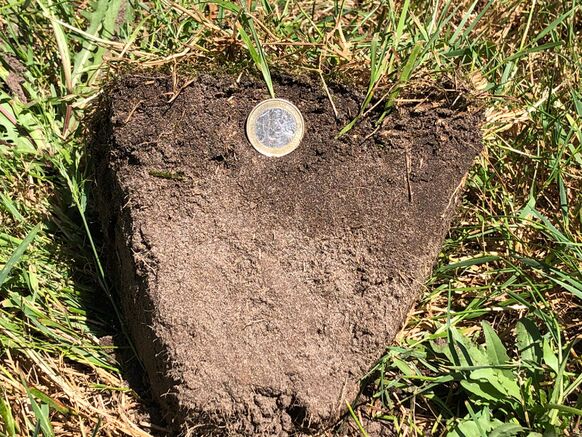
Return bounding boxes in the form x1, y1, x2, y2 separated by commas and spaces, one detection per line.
93, 73, 482, 436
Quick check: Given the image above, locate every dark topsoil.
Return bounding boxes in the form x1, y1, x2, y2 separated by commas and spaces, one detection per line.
93, 73, 482, 436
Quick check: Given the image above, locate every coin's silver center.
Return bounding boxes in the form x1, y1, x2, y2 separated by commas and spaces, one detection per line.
254, 108, 297, 148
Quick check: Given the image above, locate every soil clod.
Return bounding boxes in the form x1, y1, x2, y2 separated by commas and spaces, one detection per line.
94, 73, 482, 435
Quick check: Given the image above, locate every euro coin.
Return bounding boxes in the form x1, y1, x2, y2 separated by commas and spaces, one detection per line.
246, 98, 305, 157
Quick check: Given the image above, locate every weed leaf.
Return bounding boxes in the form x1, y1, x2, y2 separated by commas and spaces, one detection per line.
460, 379, 505, 402
482, 321, 510, 366
470, 368, 521, 400
489, 423, 524, 436
542, 338, 559, 374
516, 318, 542, 364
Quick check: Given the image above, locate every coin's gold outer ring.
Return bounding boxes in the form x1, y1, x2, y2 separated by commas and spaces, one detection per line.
246, 98, 305, 157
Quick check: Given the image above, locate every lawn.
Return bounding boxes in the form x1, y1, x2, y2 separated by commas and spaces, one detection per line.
0, 0, 581, 435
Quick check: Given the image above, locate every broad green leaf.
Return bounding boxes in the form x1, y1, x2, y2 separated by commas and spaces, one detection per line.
395, 0, 410, 43
72, 0, 123, 89
516, 318, 542, 364
489, 423, 525, 437
460, 379, 505, 402
208, 0, 241, 13
0, 101, 37, 153
448, 407, 504, 437
470, 368, 521, 400
466, 403, 489, 437
450, 327, 488, 367
392, 357, 416, 377
440, 255, 500, 272
71, 0, 111, 87
398, 43, 423, 84
482, 321, 510, 365
0, 193, 25, 223
543, 338, 559, 374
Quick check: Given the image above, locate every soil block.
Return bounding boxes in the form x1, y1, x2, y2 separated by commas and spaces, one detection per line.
93, 73, 482, 436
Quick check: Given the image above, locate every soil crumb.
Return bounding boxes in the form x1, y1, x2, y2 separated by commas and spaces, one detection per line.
93, 73, 482, 436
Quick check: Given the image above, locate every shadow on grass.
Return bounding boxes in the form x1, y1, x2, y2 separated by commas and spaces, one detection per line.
45, 134, 170, 435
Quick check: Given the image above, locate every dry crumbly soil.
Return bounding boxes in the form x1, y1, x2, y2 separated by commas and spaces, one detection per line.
93, 73, 482, 436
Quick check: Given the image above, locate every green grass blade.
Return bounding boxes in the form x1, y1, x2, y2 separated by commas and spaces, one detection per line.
547, 403, 582, 416
0, 192, 25, 223
395, 0, 411, 43
36, 0, 72, 93
27, 388, 71, 415
345, 401, 369, 437
239, 12, 275, 97
0, 391, 16, 437
448, 0, 480, 46
0, 223, 41, 288
531, 8, 575, 45
91, 417, 102, 437
27, 394, 54, 437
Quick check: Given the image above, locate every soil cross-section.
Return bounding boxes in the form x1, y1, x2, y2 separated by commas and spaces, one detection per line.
93, 73, 482, 435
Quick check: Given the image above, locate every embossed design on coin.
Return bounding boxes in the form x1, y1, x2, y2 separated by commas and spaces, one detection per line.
255, 108, 297, 148
246, 99, 304, 157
